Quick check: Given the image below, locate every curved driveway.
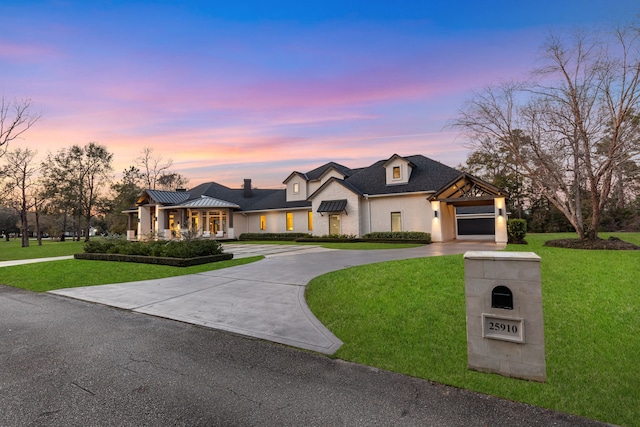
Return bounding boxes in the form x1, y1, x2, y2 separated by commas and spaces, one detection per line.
51, 241, 504, 354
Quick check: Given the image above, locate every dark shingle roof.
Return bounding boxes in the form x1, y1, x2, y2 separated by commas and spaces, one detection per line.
305, 162, 354, 181
343, 155, 461, 195
138, 154, 463, 212
180, 181, 310, 212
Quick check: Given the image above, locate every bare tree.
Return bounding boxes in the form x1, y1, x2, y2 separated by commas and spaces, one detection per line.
0, 97, 40, 158
136, 147, 173, 190
1, 148, 39, 247
453, 24, 640, 240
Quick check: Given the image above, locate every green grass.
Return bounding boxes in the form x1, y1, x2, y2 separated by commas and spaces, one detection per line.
306, 232, 640, 426
0, 239, 85, 260
0, 256, 263, 292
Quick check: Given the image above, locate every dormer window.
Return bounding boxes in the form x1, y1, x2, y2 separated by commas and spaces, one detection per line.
383, 154, 415, 186
293, 182, 300, 194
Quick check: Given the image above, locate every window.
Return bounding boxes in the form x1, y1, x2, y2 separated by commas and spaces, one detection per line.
260, 215, 266, 230
329, 214, 341, 235
286, 212, 294, 231
308, 211, 313, 231
293, 182, 300, 194
391, 212, 402, 232
393, 166, 401, 179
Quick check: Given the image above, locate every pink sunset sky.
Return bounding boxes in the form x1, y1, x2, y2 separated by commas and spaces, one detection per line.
1, 1, 638, 189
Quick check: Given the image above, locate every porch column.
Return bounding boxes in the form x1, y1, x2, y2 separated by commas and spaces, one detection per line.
204, 211, 211, 237
228, 210, 235, 239
138, 205, 151, 238
127, 212, 137, 240
495, 197, 508, 244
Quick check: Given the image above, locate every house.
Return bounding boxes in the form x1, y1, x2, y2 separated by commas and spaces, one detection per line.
124, 154, 508, 243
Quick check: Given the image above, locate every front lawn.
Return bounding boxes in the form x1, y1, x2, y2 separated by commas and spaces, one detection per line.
0, 256, 263, 292
305, 233, 640, 426
0, 239, 85, 260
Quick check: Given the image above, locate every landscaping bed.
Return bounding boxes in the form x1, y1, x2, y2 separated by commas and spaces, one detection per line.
240, 231, 431, 244
77, 238, 232, 266
544, 236, 640, 250
74, 252, 233, 267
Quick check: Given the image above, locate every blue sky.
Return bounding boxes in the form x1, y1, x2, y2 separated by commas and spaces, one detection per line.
1, 1, 638, 188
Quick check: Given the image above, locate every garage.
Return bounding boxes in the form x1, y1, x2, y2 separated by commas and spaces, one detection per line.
429, 173, 508, 244
456, 206, 495, 238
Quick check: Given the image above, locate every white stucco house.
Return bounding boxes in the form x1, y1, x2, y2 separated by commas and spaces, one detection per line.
124, 154, 508, 243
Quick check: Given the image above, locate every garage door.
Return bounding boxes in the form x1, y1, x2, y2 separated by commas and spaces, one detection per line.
457, 217, 495, 235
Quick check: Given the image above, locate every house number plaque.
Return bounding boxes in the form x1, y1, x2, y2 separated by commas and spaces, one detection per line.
482, 314, 525, 343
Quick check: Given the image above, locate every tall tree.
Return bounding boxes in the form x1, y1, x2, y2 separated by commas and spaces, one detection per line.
41, 142, 113, 242
156, 172, 190, 191
0, 97, 40, 158
1, 148, 39, 247
104, 166, 144, 234
453, 24, 640, 240
136, 147, 173, 190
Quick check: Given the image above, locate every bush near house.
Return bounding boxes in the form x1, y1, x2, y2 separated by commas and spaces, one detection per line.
363, 231, 431, 242
80, 238, 228, 266
507, 219, 527, 244
238, 233, 312, 241
296, 232, 431, 244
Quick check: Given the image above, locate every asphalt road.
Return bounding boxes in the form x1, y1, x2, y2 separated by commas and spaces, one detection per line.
0, 286, 607, 426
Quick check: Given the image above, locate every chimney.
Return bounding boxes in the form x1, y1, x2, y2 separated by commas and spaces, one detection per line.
243, 179, 252, 198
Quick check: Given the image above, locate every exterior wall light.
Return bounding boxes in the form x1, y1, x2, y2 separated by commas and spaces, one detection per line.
434, 210, 438, 218
498, 208, 503, 217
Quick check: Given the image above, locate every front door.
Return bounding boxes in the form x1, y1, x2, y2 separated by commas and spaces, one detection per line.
329, 214, 341, 235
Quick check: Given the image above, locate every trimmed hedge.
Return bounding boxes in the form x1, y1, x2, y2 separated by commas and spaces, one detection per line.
238, 231, 431, 244
238, 233, 311, 241
295, 237, 431, 244
83, 238, 224, 258
74, 252, 233, 267
363, 231, 431, 242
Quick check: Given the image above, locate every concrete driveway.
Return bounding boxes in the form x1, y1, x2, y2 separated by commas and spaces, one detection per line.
51, 241, 504, 354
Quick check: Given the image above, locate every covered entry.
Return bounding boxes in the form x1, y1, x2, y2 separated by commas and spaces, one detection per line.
429, 174, 508, 243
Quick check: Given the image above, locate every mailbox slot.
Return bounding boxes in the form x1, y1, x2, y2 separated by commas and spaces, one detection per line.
491, 286, 513, 310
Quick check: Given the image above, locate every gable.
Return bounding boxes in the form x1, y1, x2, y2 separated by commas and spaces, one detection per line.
429, 173, 507, 206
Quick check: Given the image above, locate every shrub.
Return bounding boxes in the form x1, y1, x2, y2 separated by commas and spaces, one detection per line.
363, 231, 432, 242
507, 219, 527, 243
239, 233, 311, 241
83, 238, 223, 258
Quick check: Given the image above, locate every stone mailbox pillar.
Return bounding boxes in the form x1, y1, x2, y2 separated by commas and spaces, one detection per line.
464, 251, 546, 382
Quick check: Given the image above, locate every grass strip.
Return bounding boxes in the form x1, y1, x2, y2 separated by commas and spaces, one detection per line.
0, 256, 263, 292
0, 240, 85, 260
306, 232, 640, 426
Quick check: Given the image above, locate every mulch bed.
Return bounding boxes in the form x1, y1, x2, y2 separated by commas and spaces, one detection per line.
543, 236, 640, 250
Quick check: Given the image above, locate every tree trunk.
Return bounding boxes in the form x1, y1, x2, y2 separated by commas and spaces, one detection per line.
35, 206, 42, 246
84, 214, 91, 242
20, 209, 29, 248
